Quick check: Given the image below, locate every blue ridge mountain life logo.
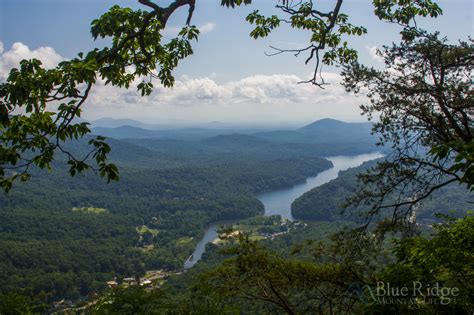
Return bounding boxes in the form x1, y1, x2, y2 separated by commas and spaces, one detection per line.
356, 281, 460, 306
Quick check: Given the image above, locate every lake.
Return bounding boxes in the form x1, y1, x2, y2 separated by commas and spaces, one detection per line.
183, 152, 383, 269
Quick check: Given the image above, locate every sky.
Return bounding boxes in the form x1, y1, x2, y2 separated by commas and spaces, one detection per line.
0, 0, 472, 126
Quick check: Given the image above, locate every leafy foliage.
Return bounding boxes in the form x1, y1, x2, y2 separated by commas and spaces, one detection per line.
342, 33, 473, 231
0, 2, 199, 192
93, 286, 169, 315
367, 215, 474, 313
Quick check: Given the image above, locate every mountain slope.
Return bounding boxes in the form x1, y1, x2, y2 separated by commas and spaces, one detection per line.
253, 118, 375, 144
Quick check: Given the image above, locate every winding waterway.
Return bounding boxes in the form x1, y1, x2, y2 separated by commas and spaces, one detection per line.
184, 152, 384, 269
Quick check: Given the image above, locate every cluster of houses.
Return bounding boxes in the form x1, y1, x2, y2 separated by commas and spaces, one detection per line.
258, 220, 307, 239
106, 269, 182, 289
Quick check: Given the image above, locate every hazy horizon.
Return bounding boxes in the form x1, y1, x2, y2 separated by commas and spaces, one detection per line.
87, 116, 374, 130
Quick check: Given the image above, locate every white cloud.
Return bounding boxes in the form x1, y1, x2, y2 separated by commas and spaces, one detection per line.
86, 73, 366, 124
0, 42, 63, 79
229, 74, 298, 102
199, 22, 216, 34
366, 46, 384, 63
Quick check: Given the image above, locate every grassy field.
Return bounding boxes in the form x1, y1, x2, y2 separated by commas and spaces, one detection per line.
72, 207, 107, 214
136, 225, 160, 235
176, 236, 193, 245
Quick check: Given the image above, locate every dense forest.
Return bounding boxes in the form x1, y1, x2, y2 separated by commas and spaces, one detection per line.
0, 120, 349, 305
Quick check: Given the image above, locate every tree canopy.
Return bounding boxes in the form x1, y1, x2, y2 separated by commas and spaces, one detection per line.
342, 33, 473, 231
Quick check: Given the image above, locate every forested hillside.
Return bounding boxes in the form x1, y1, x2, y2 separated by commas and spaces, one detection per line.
292, 159, 472, 221
4, 120, 468, 309
0, 133, 334, 303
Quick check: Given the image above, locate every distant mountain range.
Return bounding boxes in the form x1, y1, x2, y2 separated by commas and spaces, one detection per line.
91, 118, 376, 145
88, 117, 280, 130
90, 118, 159, 129
91, 125, 263, 141
92, 125, 161, 139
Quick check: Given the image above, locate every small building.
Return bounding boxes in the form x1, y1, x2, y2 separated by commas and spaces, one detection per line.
123, 277, 137, 285
140, 279, 152, 286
